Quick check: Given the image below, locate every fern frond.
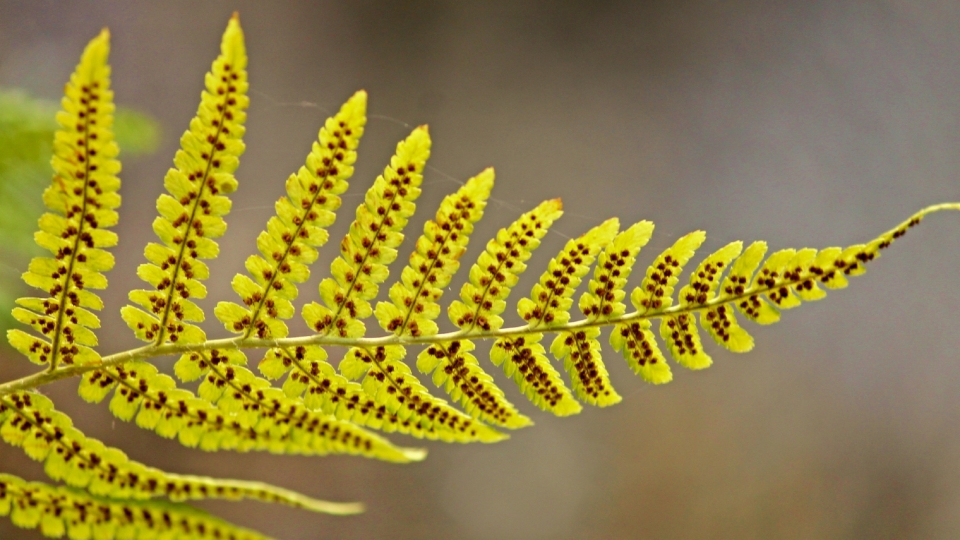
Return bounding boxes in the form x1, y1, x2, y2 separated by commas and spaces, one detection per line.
0, 473, 269, 540
0, 392, 362, 514
7, 30, 120, 370
492, 219, 619, 415
122, 15, 248, 346
303, 126, 431, 338
374, 168, 494, 337
78, 361, 423, 463
215, 91, 366, 340
3, 13, 959, 537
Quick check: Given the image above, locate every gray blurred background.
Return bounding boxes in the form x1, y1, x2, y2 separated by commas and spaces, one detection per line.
2, 1, 960, 538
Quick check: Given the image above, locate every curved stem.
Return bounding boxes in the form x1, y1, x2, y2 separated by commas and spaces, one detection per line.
2, 203, 957, 398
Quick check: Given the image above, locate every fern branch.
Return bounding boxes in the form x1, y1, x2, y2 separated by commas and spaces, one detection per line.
7, 30, 121, 371
79, 360, 422, 462
122, 15, 248, 346
1, 203, 956, 399
0, 472, 270, 539
0, 392, 362, 514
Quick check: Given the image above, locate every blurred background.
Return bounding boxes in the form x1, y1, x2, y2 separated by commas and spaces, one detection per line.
2, 1, 960, 538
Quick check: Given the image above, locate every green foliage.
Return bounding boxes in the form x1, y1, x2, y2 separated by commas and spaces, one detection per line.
0, 12, 956, 540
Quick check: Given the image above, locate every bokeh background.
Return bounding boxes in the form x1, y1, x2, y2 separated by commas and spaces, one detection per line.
2, 1, 960, 538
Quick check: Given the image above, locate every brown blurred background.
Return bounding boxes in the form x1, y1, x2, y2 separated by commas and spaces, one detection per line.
2, 1, 960, 538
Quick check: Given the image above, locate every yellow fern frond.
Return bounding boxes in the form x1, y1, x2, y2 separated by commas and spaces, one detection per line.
0, 473, 269, 539
7, 30, 120, 370
0, 392, 362, 514
6, 12, 960, 539
122, 15, 248, 346
216, 91, 367, 340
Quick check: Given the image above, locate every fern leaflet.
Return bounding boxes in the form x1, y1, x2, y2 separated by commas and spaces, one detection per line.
7, 30, 120, 370
0, 473, 268, 540
0, 392, 361, 514
122, 15, 248, 346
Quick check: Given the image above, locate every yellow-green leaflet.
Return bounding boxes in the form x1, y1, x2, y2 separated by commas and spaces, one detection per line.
300, 128, 501, 442
303, 126, 431, 339
339, 345, 505, 442
448, 198, 564, 333
7, 30, 119, 369
418, 339, 532, 428
122, 16, 248, 346
367, 168, 529, 430
660, 241, 743, 371
374, 168, 494, 337
260, 344, 446, 439
0, 473, 270, 540
216, 91, 367, 341
0, 392, 362, 515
